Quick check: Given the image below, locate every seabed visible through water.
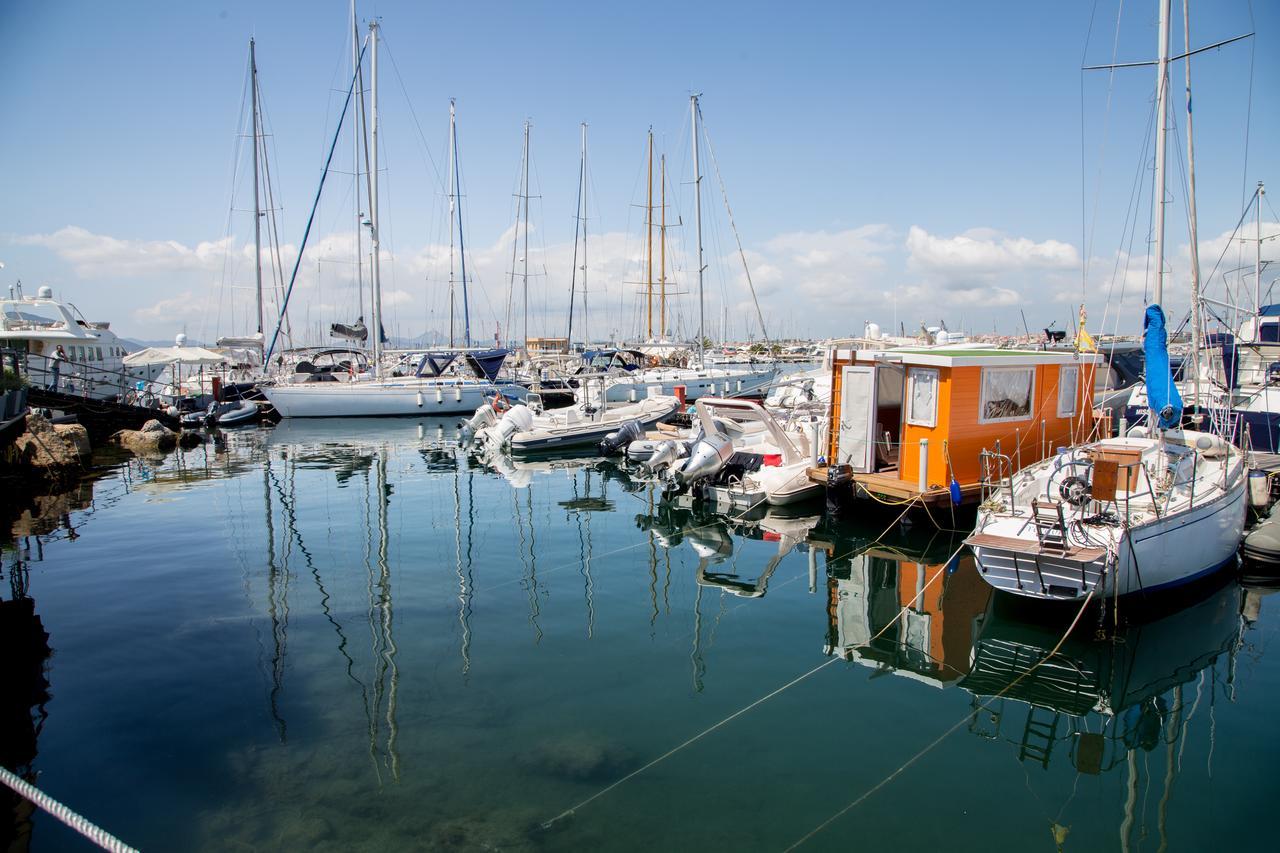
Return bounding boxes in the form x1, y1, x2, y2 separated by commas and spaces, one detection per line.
2, 417, 1278, 851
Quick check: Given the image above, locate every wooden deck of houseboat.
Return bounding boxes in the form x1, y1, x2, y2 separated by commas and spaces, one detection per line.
807, 465, 984, 506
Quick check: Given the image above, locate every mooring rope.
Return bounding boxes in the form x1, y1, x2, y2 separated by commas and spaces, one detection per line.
540, 533, 968, 832
0, 767, 138, 853
783, 581, 1100, 850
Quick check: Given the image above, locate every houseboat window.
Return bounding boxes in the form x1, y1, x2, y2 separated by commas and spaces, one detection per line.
95, 346, 104, 361
907, 368, 938, 427
1261, 322, 1280, 343
1057, 366, 1079, 417
979, 367, 1034, 422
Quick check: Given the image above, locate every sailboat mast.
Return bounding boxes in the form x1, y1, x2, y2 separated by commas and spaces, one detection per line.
452, 103, 471, 348
581, 122, 589, 346
1184, 0, 1202, 406
521, 120, 531, 349
351, 0, 364, 327
660, 153, 667, 340
369, 20, 383, 376
646, 128, 654, 340
567, 124, 584, 345
1258, 182, 1266, 315
250, 38, 264, 336
691, 94, 705, 362
1152, 0, 1171, 306
448, 100, 457, 348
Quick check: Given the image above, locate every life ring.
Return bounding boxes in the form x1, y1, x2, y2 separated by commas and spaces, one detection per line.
492, 392, 509, 412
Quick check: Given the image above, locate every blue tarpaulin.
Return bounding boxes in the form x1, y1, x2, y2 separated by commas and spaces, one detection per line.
1144, 304, 1183, 430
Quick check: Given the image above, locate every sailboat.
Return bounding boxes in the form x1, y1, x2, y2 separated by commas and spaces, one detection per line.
261, 21, 525, 418
606, 98, 778, 403
964, 0, 1247, 601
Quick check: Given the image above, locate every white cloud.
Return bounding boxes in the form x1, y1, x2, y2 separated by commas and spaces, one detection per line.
905, 226, 1079, 276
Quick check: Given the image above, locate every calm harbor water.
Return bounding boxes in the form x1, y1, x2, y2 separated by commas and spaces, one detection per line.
3, 418, 1279, 851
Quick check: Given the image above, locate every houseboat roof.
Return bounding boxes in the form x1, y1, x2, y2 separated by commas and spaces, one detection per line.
847, 347, 1101, 368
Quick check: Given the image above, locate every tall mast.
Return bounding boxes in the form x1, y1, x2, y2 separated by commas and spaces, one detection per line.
250, 39, 264, 337
1152, 0, 1171, 306
452, 102, 471, 348
1183, 0, 1201, 405
581, 122, 589, 346
660, 153, 667, 340
691, 94, 705, 362
1258, 182, 1266, 315
521, 120, 531, 349
646, 128, 654, 340
350, 0, 364, 327
448, 100, 457, 348
368, 19, 383, 376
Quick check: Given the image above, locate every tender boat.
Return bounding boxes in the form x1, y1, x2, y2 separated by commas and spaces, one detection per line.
463, 380, 679, 455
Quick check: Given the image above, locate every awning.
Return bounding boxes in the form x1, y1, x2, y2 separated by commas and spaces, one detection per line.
122, 345, 228, 366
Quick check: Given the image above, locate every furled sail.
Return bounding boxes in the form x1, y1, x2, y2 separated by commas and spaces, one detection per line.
1143, 304, 1182, 430
329, 317, 368, 342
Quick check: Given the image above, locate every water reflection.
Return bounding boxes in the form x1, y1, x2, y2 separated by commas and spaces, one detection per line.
819, 529, 989, 687
960, 580, 1247, 849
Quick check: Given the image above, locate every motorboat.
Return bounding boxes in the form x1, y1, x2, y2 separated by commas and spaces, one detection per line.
0, 283, 163, 398
660, 397, 823, 508
463, 379, 679, 455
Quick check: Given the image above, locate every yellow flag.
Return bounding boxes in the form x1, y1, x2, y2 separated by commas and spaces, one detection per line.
1076, 305, 1097, 352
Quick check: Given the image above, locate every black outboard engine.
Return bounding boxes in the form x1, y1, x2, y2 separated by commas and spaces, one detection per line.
598, 419, 644, 456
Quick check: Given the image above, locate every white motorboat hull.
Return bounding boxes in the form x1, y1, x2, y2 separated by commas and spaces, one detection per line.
262, 379, 526, 418
970, 477, 1246, 600
507, 397, 679, 454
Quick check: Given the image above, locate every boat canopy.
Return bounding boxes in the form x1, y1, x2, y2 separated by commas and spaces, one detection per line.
123, 345, 227, 366
464, 348, 511, 382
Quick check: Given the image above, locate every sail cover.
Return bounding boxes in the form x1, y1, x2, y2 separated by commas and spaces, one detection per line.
1143, 304, 1182, 430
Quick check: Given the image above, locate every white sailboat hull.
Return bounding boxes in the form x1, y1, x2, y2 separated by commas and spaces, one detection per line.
262, 379, 526, 418
971, 475, 1245, 600
605, 367, 778, 403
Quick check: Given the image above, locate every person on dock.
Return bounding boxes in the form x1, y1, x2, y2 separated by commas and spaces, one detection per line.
48, 345, 66, 392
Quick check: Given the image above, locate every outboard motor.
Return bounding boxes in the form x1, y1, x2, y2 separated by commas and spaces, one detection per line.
674, 432, 735, 487
459, 404, 497, 444
488, 405, 535, 449
644, 439, 688, 473
598, 419, 644, 456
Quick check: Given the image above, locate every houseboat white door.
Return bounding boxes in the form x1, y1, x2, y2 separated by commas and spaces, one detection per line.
838, 365, 877, 472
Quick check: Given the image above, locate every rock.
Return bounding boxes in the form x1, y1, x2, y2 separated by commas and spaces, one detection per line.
9, 413, 89, 474
519, 732, 636, 782
52, 423, 91, 456
112, 423, 178, 455
178, 430, 205, 448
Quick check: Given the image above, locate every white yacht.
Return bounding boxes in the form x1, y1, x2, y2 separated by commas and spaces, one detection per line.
0, 283, 161, 398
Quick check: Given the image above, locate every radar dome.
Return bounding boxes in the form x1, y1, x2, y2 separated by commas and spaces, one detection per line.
37, 285, 53, 299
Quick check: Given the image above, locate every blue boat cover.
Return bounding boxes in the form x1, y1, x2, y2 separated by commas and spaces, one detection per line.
464, 349, 511, 382
1259, 304, 1280, 317
415, 352, 458, 378
1144, 304, 1183, 430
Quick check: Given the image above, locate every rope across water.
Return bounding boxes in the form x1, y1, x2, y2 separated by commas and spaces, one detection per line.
0, 766, 138, 853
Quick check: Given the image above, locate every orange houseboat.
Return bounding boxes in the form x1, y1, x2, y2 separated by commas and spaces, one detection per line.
820, 347, 1099, 507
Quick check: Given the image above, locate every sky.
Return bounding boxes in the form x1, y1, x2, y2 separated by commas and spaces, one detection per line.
1, 0, 1276, 346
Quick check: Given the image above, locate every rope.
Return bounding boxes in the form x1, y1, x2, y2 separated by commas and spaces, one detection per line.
539, 530, 965, 832
0, 767, 138, 853
784, 581, 1100, 850
540, 656, 841, 830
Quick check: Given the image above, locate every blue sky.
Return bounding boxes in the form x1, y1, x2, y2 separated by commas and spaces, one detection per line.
1, 0, 1276, 344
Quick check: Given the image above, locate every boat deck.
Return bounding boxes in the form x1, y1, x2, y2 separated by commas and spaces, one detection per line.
964, 532, 1108, 562
808, 465, 983, 506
